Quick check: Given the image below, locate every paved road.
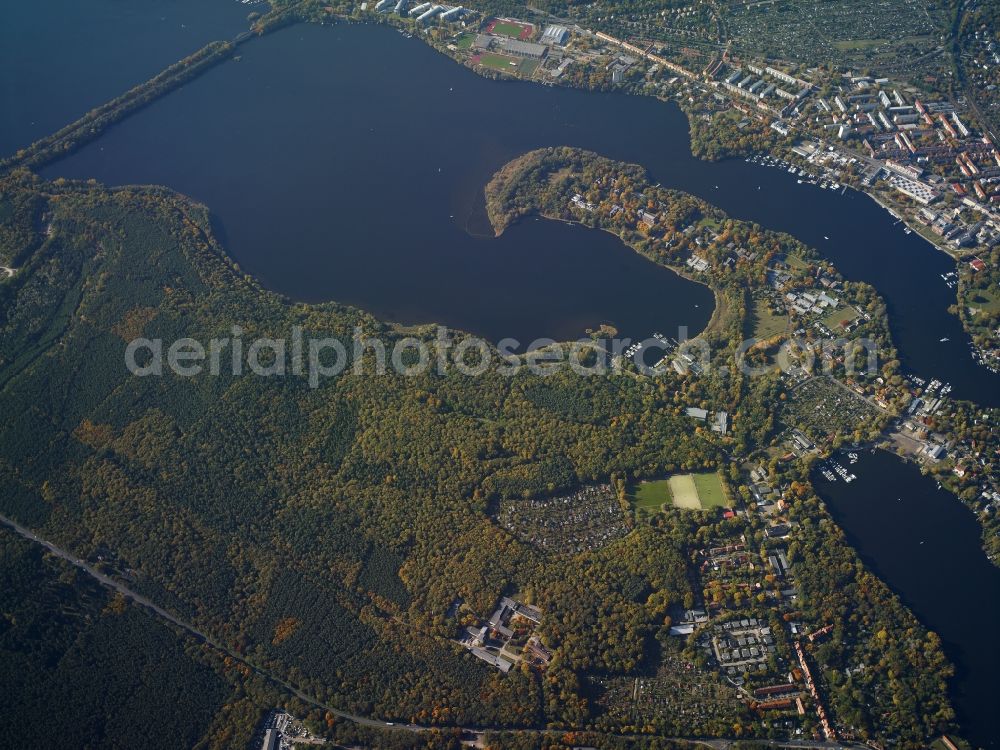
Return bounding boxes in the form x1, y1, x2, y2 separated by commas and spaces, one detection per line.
0, 514, 871, 750
0, 513, 411, 733
951, 2, 998, 143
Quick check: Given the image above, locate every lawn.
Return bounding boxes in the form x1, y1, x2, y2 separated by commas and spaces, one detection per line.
629, 472, 728, 513
668, 474, 700, 509
692, 471, 728, 509
477, 54, 537, 77
750, 299, 788, 339
821, 305, 859, 331
455, 32, 475, 50
516, 58, 540, 76
629, 479, 672, 511
784, 254, 809, 270
492, 21, 527, 38
966, 286, 1000, 316
479, 53, 519, 72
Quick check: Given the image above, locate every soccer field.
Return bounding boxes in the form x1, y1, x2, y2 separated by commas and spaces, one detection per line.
668, 474, 701, 509
629, 479, 672, 511
492, 21, 527, 38
629, 472, 728, 513
821, 306, 859, 331
692, 472, 728, 509
478, 53, 519, 72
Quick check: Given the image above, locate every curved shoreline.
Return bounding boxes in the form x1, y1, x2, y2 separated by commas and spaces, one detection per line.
491, 208, 725, 343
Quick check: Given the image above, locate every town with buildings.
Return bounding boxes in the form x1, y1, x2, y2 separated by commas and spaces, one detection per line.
363, 0, 1000, 250
364, 0, 1000, 242
2, 1, 997, 749
360, 0, 1000, 372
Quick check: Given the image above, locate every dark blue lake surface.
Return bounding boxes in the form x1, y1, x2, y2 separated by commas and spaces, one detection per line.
38, 23, 717, 346
10, 14, 1000, 743
34, 21, 998, 403
815, 450, 1000, 750
0, 0, 253, 159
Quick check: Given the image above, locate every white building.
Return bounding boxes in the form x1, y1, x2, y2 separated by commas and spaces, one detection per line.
540, 24, 569, 45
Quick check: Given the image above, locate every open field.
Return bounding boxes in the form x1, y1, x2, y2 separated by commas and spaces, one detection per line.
477, 53, 519, 72
516, 58, 540, 76
822, 305, 859, 331
474, 53, 538, 76
669, 474, 701, 510
455, 32, 475, 50
965, 286, 1000, 316
692, 472, 727, 509
629, 479, 672, 511
750, 299, 787, 339
784, 254, 809, 270
629, 472, 727, 512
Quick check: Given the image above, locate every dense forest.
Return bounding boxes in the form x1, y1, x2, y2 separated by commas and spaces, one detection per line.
0, 153, 955, 747
0, 530, 249, 749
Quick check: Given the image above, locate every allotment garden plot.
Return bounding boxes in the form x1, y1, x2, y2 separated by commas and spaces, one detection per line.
781, 375, 881, 440
497, 484, 629, 553
594, 651, 751, 737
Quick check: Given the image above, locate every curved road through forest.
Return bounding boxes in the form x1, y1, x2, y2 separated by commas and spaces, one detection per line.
0, 514, 864, 750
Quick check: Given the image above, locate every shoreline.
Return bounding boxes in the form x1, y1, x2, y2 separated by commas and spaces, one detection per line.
5, 11, 974, 352
490, 207, 725, 344
860, 188, 997, 370
863, 188, 961, 263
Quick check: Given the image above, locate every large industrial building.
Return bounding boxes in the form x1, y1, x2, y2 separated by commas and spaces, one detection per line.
540, 25, 569, 45
498, 38, 548, 58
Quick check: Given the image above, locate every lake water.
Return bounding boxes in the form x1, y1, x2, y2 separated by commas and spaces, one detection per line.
37, 22, 717, 346
32, 21, 998, 402
814, 449, 1000, 750
0, 0, 254, 159
8, 11, 1000, 743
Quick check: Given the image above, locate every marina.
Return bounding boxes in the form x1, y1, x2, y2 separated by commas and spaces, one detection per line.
0, 6, 998, 749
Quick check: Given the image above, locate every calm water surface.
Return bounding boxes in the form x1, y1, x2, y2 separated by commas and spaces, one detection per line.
0, 0, 253, 158
36, 22, 999, 402
12, 15, 1000, 743
42, 23, 720, 344
814, 450, 1000, 750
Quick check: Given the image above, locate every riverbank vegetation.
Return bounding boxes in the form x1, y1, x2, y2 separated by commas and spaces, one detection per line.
0, 148, 959, 746
954, 244, 1000, 370
0, 42, 236, 173
917, 398, 1000, 562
